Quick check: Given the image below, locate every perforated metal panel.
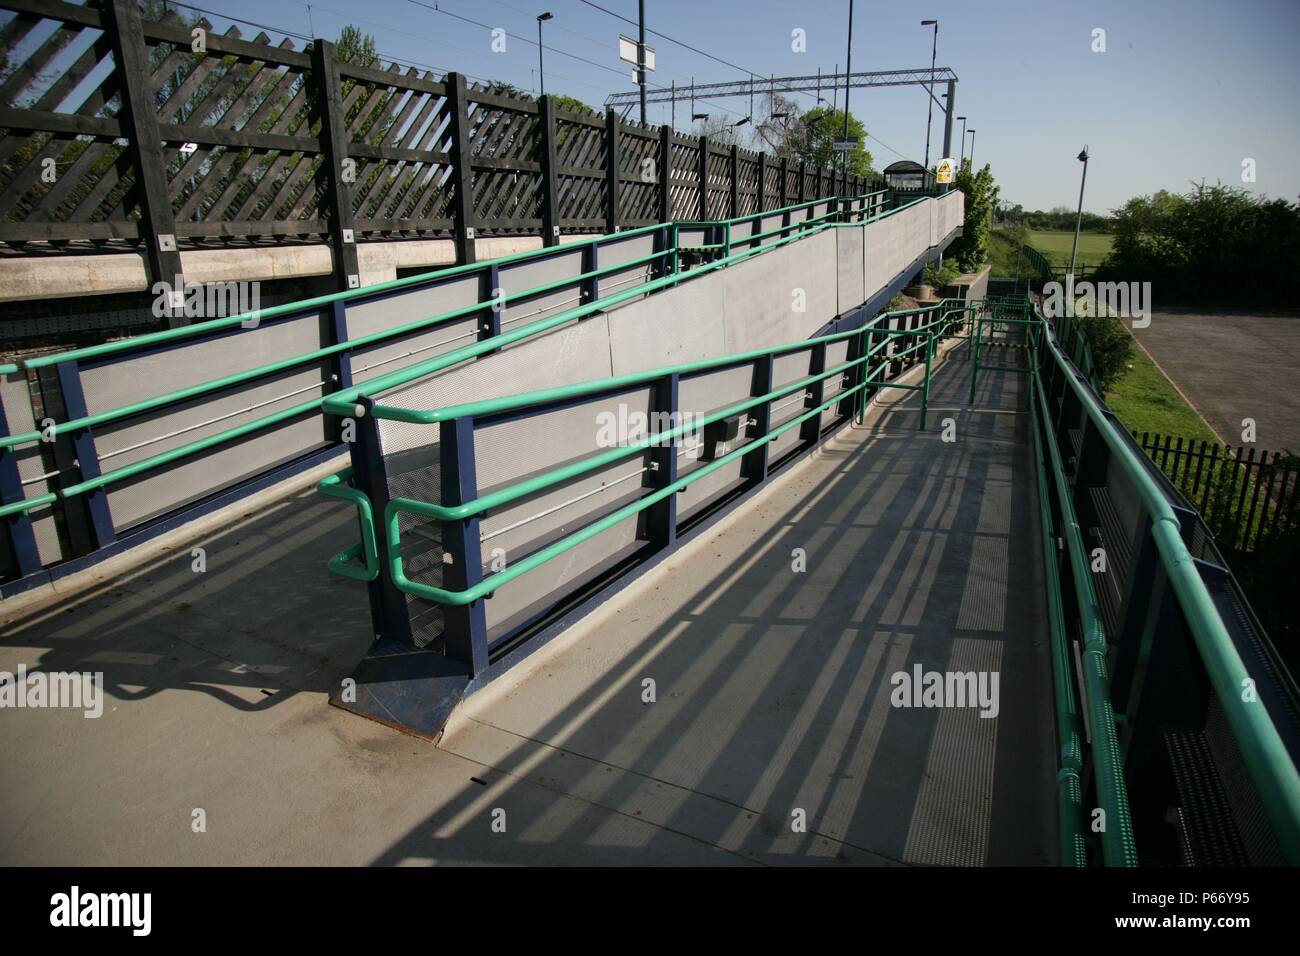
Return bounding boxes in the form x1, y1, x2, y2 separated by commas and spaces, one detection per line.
497, 247, 587, 330
475, 390, 655, 632
864, 211, 908, 295
347, 273, 482, 386
376, 316, 615, 458
78, 311, 329, 416
596, 232, 657, 303
607, 276, 727, 375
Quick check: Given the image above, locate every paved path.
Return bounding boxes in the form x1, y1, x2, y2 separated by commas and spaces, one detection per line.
1132, 309, 1300, 452
0, 355, 1055, 865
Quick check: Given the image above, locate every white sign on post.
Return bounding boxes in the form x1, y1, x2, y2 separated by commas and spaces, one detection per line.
618, 35, 655, 72
936, 157, 956, 184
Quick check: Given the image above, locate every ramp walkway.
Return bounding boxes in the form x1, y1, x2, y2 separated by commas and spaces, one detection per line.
0, 348, 1056, 865
435, 353, 1056, 866
2, 216, 1298, 866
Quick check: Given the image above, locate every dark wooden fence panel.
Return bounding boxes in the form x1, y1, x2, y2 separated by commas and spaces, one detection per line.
0, 0, 860, 290
554, 109, 604, 229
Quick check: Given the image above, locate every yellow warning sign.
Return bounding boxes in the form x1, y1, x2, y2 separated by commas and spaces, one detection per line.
936, 158, 956, 184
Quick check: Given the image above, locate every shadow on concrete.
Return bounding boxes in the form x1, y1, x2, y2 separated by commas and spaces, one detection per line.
370, 355, 1056, 865
0, 479, 374, 711
0, 352, 1055, 866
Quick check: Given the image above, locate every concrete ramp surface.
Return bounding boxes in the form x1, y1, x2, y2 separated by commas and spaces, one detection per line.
0, 357, 1055, 865
429, 357, 1054, 866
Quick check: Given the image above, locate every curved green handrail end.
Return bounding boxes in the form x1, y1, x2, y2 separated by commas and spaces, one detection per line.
317, 468, 379, 583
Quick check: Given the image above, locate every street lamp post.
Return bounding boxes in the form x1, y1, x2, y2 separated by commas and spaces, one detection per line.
957, 115, 967, 166
967, 128, 976, 167
842, 0, 855, 192
536, 12, 553, 97
638, 0, 647, 125
1068, 146, 1090, 282
921, 19, 939, 170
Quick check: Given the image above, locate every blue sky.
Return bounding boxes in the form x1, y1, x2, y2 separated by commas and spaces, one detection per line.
164, 0, 1300, 213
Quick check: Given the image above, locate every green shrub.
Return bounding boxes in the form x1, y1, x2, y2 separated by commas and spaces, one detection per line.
924, 258, 960, 289
1076, 313, 1134, 390
948, 161, 1001, 272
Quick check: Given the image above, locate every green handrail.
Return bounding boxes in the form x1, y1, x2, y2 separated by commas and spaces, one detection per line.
317, 467, 379, 582
358, 300, 972, 425
1036, 301, 1300, 863
1032, 363, 1137, 866
832, 194, 931, 227
0, 491, 56, 519
18, 219, 671, 372
346, 307, 971, 531
1027, 344, 1088, 867
0, 247, 667, 451
363, 301, 971, 602
4, 191, 965, 519
386, 383, 871, 607
53, 205, 849, 501
322, 214, 882, 417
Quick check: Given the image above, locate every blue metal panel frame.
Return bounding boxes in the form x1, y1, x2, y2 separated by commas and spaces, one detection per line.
328, 300, 353, 444
743, 355, 774, 484
0, 383, 42, 577
799, 342, 827, 444
439, 415, 489, 673
644, 372, 678, 550
351, 397, 412, 645
56, 361, 115, 548
481, 263, 503, 354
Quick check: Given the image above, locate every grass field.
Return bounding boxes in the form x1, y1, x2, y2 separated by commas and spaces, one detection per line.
1026, 229, 1113, 270
988, 228, 1023, 275
1104, 327, 1218, 443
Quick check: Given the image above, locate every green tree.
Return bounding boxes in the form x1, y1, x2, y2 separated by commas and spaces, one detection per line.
553, 95, 597, 115
1102, 182, 1300, 305
786, 106, 873, 176
948, 159, 1000, 271
337, 25, 378, 68
1077, 314, 1135, 390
